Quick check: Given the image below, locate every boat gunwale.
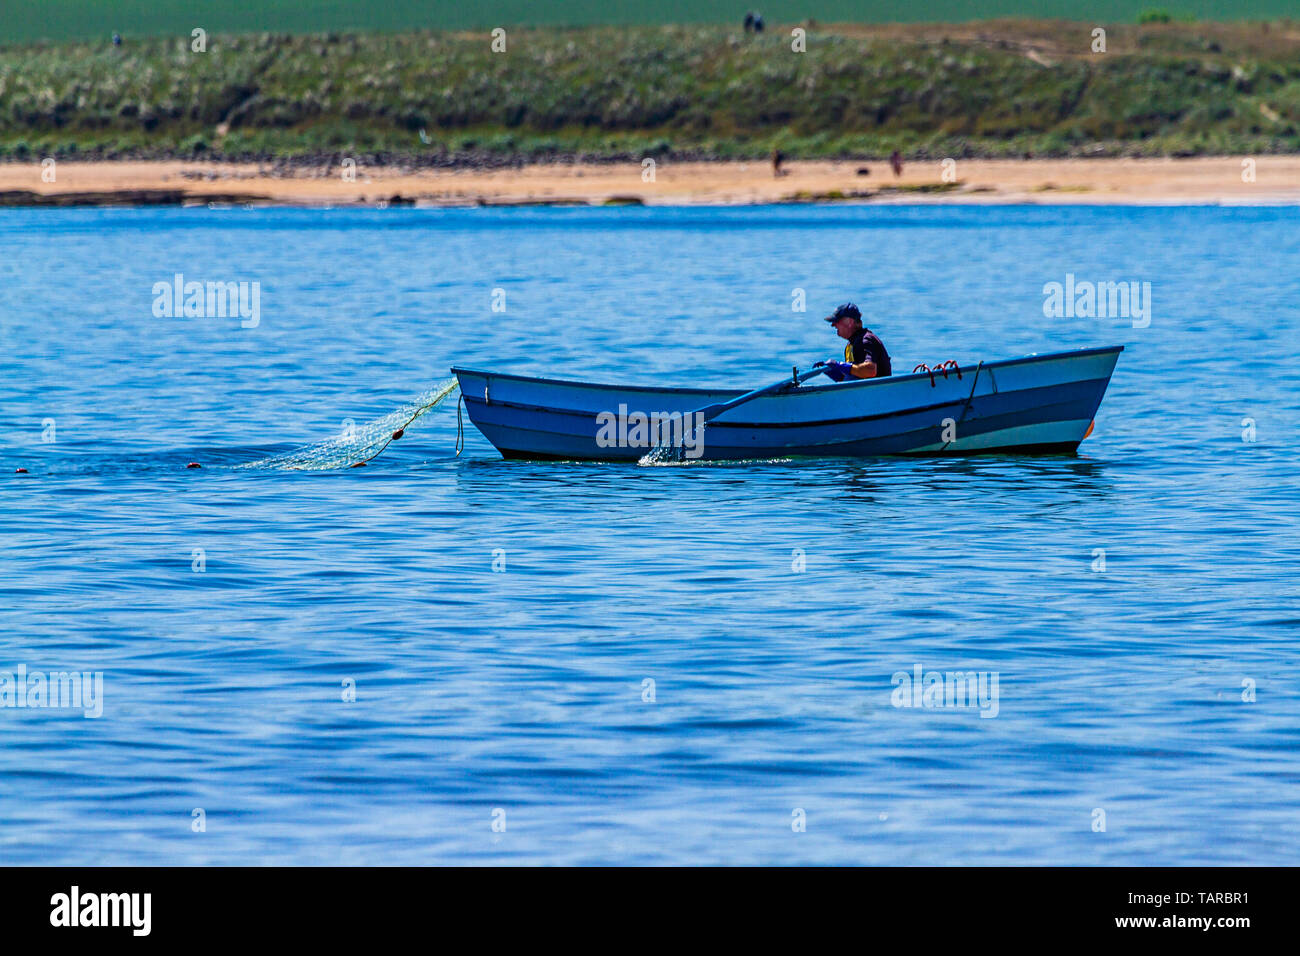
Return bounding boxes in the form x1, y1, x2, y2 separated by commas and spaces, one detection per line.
450, 345, 1124, 396
459, 376, 1113, 432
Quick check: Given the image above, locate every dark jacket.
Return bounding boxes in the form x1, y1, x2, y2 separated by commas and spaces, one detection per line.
845, 328, 892, 377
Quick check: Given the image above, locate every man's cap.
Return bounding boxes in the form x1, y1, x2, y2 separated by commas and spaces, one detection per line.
824, 302, 861, 323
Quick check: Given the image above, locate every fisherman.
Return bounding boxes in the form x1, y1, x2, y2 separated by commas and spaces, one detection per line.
817, 302, 892, 381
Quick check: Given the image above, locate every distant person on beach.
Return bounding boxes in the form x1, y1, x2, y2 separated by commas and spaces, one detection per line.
771, 148, 785, 177
890, 150, 903, 177
816, 303, 892, 381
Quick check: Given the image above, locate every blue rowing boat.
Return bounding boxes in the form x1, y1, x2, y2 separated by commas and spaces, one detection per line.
452, 345, 1123, 461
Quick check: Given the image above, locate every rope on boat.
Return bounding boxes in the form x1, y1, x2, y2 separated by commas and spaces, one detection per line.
941, 360, 984, 452
914, 360, 962, 388
935, 361, 982, 455
959, 362, 983, 420
455, 391, 466, 457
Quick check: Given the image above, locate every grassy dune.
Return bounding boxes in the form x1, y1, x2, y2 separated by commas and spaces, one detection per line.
2, 20, 1299, 163
5, 2, 1299, 44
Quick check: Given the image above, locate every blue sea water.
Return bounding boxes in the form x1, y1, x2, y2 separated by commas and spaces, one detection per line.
1, 204, 1298, 865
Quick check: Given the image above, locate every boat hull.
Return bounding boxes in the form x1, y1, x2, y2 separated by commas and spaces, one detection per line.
452, 346, 1123, 461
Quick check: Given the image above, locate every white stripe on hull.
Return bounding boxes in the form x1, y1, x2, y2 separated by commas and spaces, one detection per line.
908, 419, 1094, 453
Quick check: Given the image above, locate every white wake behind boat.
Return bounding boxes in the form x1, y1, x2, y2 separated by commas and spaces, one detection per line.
452, 345, 1123, 461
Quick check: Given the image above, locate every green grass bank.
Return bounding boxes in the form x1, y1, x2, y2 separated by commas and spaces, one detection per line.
2, 20, 1298, 163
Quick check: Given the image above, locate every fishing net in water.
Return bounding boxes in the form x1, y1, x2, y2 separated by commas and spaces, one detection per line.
238, 378, 460, 470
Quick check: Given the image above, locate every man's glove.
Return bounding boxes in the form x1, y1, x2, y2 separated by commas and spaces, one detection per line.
822, 361, 854, 382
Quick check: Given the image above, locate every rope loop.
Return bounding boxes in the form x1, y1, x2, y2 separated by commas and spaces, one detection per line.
455, 391, 466, 457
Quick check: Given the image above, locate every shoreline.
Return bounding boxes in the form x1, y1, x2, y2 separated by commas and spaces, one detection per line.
2, 157, 1298, 207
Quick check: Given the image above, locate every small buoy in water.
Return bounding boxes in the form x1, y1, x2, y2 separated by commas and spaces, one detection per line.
186, 462, 201, 469
391, 428, 404, 440
15, 467, 28, 473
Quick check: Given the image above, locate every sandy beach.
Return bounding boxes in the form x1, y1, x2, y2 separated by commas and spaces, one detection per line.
2, 156, 1297, 207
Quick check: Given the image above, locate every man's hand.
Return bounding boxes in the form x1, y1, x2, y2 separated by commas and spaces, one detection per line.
822, 361, 853, 382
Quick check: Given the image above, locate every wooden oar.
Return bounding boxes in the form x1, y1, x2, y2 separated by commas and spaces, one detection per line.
694, 365, 829, 424
642, 365, 827, 463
